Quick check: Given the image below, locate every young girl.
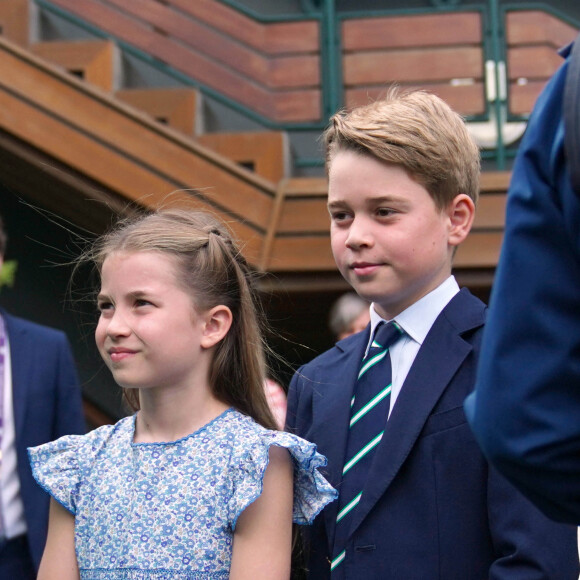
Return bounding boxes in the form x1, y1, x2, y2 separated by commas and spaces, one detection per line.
28, 209, 336, 580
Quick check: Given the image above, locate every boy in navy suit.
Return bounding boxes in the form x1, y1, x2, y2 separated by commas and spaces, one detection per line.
286, 89, 579, 579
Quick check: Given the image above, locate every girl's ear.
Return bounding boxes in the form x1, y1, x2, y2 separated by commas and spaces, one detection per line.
447, 193, 476, 247
200, 305, 233, 349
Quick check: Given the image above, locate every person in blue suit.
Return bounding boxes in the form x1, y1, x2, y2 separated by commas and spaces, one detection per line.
286, 88, 580, 579
0, 213, 85, 578
465, 42, 580, 524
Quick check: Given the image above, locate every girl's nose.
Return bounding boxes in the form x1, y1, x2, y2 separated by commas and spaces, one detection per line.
106, 310, 131, 338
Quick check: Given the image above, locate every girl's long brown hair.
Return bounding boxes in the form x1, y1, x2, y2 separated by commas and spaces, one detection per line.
88, 208, 278, 430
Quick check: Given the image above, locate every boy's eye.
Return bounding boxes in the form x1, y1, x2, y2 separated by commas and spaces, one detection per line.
135, 299, 152, 308
97, 301, 113, 312
331, 211, 351, 222
377, 207, 395, 217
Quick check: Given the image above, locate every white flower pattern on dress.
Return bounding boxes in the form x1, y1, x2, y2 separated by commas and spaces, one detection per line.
29, 408, 337, 580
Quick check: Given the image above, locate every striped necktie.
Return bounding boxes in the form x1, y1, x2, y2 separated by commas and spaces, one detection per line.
330, 321, 404, 576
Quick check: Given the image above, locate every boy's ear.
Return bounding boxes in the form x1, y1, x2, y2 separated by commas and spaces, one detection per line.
447, 194, 476, 247
200, 305, 233, 349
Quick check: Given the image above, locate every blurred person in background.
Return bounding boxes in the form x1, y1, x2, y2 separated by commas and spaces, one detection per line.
329, 292, 370, 341
0, 212, 85, 578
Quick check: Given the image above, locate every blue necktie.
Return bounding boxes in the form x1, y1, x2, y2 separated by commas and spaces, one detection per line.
331, 321, 404, 576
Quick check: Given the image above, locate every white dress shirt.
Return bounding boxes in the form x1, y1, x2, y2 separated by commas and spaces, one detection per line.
0, 333, 27, 539
367, 276, 460, 417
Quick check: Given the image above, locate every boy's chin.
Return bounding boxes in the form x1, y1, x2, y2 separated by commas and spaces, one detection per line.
342, 278, 378, 304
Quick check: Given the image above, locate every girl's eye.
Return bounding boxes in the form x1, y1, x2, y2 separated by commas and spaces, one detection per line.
97, 301, 113, 312
135, 299, 152, 308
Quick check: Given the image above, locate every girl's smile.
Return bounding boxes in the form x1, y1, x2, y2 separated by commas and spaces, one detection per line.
108, 347, 138, 363
95, 251, 211, 394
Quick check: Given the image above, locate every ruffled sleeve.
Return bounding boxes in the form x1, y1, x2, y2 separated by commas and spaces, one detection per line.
228, 430, 337, 529
28, 424, 116, 515
28, 435, 85, 514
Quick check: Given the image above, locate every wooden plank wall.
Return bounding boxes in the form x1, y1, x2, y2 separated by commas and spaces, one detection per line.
342, 12, 486, 117
0, 0, 28, 46
506, 10, 578, 116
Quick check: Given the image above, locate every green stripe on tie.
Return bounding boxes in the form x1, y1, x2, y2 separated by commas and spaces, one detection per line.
358, 350, 387, 380
343, 431, 384, 475
336, 491, 362, 522
331, 550, 346, 570
350, 385, 392, 427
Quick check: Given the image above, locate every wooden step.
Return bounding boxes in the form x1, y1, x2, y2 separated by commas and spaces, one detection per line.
0, 0, 28, 47
116, 87, 200, 135
115, 89, 288, 183
198, 131, 289, 183
31, 39, 117, 92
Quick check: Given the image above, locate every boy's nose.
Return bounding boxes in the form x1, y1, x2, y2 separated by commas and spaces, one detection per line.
345, 219, 373, 249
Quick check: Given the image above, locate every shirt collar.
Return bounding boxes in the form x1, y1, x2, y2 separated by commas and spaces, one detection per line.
369, 276, 460, 346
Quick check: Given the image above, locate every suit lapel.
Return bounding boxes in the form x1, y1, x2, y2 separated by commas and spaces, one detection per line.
309, 331, 369, 547
348, 290, 485, 536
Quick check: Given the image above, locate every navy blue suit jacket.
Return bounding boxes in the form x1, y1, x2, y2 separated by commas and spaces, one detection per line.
287, 289, 579, 579
465, 44, 580, 524
3, 310, 85, 569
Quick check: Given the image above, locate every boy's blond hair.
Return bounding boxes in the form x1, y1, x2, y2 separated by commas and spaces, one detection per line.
323, 88, 481, 209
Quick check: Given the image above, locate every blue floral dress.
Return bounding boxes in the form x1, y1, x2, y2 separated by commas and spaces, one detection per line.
28, 408, 337, 579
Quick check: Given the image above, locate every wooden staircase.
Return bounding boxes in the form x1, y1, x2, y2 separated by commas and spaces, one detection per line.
1, 0, 578, 280
0, 1, 294, 267
35, 0, 323, 123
